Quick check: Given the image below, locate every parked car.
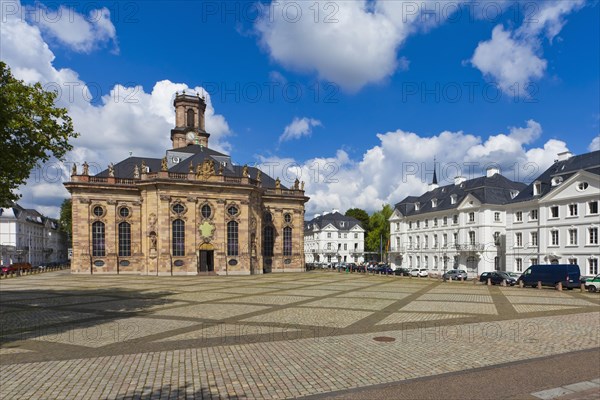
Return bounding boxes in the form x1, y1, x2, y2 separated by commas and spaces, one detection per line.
410, 268, 429, 277
584, 274, 600, 293
443, 269, 468, 281
479, 271, 516, 285
375, 264, 393, 275
394, 267, 411, 276
517, 264, 581, 289
505, 271, 521, 281
1, 265, 17, 274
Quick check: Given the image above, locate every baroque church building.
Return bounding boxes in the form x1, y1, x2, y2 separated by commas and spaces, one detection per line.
65, 93, 308, 275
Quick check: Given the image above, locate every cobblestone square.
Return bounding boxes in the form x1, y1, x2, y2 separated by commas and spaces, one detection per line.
1, 270, 598, 399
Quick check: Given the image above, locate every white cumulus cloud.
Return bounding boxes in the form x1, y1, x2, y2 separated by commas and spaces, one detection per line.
279, 117, 322, 143
470, 0, 585, 96
589, 136, 600, 152
27, 2, 118, 53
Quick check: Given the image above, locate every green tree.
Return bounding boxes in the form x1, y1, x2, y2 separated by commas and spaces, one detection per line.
59, 199, 72, 246
0, 62, 78, 206
344, 208, 370, 231
365, 204, 394, 256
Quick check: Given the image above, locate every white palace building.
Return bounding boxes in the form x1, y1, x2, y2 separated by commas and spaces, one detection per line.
389, 150, 600, 277
304, 211, 365, 265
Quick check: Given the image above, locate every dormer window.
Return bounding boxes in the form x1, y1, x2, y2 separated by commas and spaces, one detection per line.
432, 198, 438, 208
450, 195, 457, 205
551, 176, 563, 186
414, 202, 420, 211
510, 190, 519, 199
533, 181, 542, 196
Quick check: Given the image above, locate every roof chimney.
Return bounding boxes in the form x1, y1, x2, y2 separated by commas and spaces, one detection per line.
454, 176, 467, 185
557, 151, 573, 162
486, 167, 500, 177
428, 183, 439, 191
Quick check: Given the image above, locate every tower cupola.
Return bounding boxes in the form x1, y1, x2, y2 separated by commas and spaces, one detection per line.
170, 91, 210, 149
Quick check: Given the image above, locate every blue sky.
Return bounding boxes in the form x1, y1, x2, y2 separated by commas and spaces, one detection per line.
3, 0, 599, 216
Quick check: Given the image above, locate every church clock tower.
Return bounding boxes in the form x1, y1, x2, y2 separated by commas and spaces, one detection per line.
170, 92, 210, 149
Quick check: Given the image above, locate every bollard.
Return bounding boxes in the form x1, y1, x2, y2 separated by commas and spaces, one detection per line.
519, 280, 524, 288
580, 283, 585, 293
557, 282, 563, 291
460, 276, 464, 282
537, 281, 542, 289
487, 278, 491, 286
501, 279, 507, 287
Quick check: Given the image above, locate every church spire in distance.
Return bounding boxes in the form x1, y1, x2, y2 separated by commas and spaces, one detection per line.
432, 156, 438, 185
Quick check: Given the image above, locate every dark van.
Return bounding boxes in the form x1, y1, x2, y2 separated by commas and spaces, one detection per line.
517, 264, 581, 289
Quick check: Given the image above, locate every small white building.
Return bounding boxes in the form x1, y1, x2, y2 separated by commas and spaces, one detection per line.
389, 168, 526, 276
0, 204, 68, 266
506, 151, 600, 276
304, 211, 365, 264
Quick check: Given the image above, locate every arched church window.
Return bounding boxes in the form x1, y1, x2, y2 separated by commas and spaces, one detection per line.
118, 222, 131, 256
263, 226, 274, 257
227, 221, 239, 256
172, 219, 185, 256
92, 221, 105, 257
283, 227, 292, 256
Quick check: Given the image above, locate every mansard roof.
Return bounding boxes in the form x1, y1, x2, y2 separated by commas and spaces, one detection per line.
394, 174, 526, 217
304, 212, 363, 233
95, 145, 285, 189
511, 150, 600, 203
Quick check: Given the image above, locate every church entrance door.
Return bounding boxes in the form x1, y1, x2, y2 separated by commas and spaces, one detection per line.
199, 250, 214, 273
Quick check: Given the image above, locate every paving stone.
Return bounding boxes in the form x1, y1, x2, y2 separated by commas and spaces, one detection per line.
531, 387, 575, 399
401, 301, 498, 315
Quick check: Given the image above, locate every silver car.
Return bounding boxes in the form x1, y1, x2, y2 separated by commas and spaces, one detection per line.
443, 269, 468, 281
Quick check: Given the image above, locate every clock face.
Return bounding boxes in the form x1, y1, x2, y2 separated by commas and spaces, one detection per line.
186, 132, 195, 141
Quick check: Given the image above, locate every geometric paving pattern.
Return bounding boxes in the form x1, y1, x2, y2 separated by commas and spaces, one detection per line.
1, 270, 598, 399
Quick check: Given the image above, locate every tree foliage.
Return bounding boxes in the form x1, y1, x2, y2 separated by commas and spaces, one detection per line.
344, 208, 370, 231
365, 204, 394, 253
59, 199, 72, 245
0, 62, 78, 206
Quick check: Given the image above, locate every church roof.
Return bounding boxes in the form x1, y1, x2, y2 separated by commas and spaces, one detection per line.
95, 146, 286, 189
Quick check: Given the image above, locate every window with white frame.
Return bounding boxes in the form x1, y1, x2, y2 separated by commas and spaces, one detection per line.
433, 234, 438, 248
443, 233, 448, 247
530, 232, 538, 246
469, 231, 476, 245
354, 233, 358, 239
550, 230, 559, 246
409, 221, 413, 229
568, 204, 578, 217
468, 212, 475, 223
515, 211, 522, 222
433, 256, 438, 269
515, 232, 523, 247
453, 232, 458, 245
568, 257, 578, 265
589, 258, 598, 275
396, 223, 400, 231
416, 236, 420, 248
453, 215, 458, 224
494, 256, 499, 270
588, 227, 598, 245
568, 229, 578, 246
494, 212, 500, 222
417, 220, 421, 229
424, 255, 428, 268
550, 206, 559, 218
533, 182, 541, 195
425, 219, 429, 228
493, 231, 501, 244
408, 236, 413, 248
529, 209, 538, 221
516, 258, 523, 272
415, 202, 420, 211
432, 199, 438, 208
344, 243, 347, 250
434, 218, 438, 227
338, 233, 341, 238
443, 216, 448, 225
530, 258, 538, 266
327, 232, 331, 238
451, 195, 457, 204
327, 242, 332, 250
423, 235, 428, 248
588, 201, 598, 215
